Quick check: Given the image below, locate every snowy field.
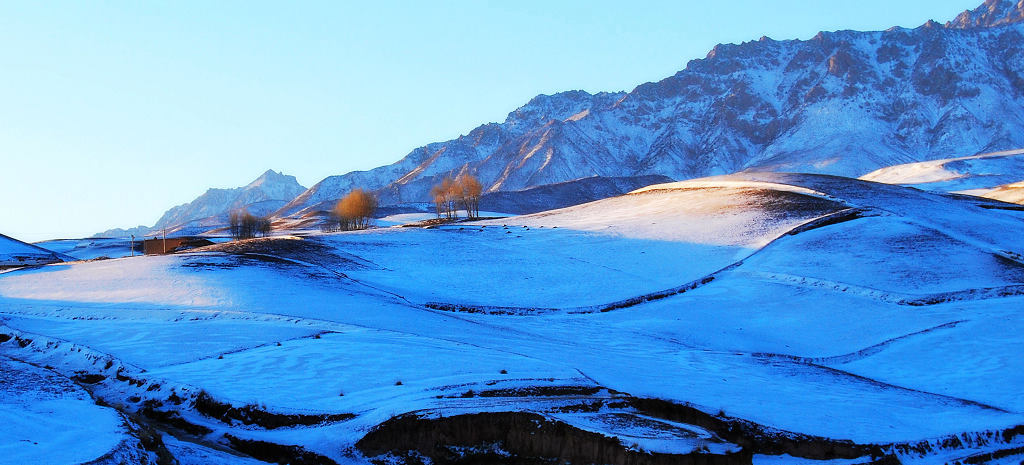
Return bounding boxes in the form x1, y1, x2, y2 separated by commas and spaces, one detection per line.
1, 172, 1023, 464
35, 237, 138, 261
0, 357, 140, 465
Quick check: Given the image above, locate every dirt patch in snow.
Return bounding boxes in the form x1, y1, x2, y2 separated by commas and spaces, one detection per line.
224, 433, 338, 465
625, 397, 882, 460
357, 411, 752, 465
194, 391, 354, 429
189, 236, 377, 271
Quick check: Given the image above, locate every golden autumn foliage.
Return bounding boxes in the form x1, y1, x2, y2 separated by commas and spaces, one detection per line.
333, 188, 377, 230
431, 174, 482, 219
431, 177, 457, 219
457, 174, 482, 218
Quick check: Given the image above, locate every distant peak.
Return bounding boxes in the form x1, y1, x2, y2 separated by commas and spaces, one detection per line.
254, 169, 286, 181
947, 0, 1024, 28
246, 169, 303, 190
258, 168, 287, 178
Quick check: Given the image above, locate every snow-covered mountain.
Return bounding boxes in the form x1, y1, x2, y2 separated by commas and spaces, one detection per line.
155, 169, 306, 230
276, 0, 1024, 217
98, 170, 306, 237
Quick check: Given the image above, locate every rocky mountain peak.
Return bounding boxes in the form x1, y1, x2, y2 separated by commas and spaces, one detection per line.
947, 0, 1024, 28
149, 169, 306, 231
503, 90, 625, 131
247, 169, 301, 190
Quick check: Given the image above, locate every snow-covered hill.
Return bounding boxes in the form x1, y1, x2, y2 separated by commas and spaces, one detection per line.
976, 180, 1024, 203
860, 148, 1024, 192
0, 233, 74, 267
0, 357, 148, 464
3, 171, 1023, 464
478, 174, 673, 215
275, 0, 1024, 217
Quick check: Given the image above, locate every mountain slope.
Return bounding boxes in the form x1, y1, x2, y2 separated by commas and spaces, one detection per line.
277, 0, 1024, 217
860, 148, 1024, 191
976, 180, 1024, 203
98, 170, 306, 237
478, 174, 674, 215
155, 170, 306, 230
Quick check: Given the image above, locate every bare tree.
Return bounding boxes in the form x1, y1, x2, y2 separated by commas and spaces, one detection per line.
230, 210, 272, 240
257, 216, 272, 236
334, 188, 377, 230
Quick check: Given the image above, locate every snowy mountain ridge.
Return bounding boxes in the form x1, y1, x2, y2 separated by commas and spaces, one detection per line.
948, 0, 1024, 28
97, 170, 306, 237
154, 169, 305, 228
275, 0, 1024, 217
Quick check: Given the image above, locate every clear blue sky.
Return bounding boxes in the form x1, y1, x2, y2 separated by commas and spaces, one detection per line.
1, 0, 979, 242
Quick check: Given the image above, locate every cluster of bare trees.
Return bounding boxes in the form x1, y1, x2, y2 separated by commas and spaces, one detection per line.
229, 210, 272, 240
325, 188, 377, 231
431, 174, 482, 219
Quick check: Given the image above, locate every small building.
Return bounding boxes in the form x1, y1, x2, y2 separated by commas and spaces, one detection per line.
142, 237, 213, 255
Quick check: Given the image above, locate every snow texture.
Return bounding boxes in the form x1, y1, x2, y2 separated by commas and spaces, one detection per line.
2, 172, 1023, 465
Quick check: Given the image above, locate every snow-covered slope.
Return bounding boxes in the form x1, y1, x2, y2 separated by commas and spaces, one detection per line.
0, 357, 148, 465
0, 233, 73, 267
276, 0, 1024, 216
3, 171, 1023, 464
477, 174, 674, 215
480, 178, 842, 247
860, 148, 1024, 192
976, 180, 1024, 203
279, 174, 674, 222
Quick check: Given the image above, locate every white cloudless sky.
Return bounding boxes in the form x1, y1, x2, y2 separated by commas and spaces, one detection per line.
0, 0, 980, 241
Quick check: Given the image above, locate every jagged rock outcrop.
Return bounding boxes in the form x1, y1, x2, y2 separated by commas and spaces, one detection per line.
947, 0, 1024, 29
